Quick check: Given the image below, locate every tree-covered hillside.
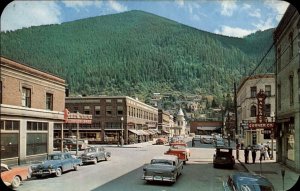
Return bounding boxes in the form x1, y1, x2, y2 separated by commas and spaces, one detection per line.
1, 10, 275, 101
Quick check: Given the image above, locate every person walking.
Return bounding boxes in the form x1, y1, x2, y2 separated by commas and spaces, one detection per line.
260, 144, 265, 160
264, 146, 270, 160
251, 147, 257, 164
244, 146, 249, 164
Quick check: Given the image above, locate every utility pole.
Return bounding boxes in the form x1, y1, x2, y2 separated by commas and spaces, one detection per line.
234, 82, 239, 159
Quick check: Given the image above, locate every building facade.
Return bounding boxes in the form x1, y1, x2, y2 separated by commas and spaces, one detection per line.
236, 74, 276, 148
158, 109, 172, 136
172, 108, 186, 136
64, 96, 158, 144
190, 121, 222, 135
0, 57, 66, 165
273, 4, 300, 171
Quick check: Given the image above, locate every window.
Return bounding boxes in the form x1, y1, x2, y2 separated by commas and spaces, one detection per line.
289, 75, 294, 105
1, 120, 20, 131
27, 122, 48, 131
250, 105, 256, 117
117, 106, 123, 115
265, 85, 271, 96
277, 47, 281, 70
289, 32, 293, 60
250, 86, 257, 98
106, 106, 112, 116
84, 106, 90, 114
46, 93, 53, 110
1, 133, 19, 158
278, 84, 281, 110
26, 133, 47, 155
95, 106, 101, 115
117, 99, 123, 103
22, 87, 31, 107
265, 104, 271, 117
106, 99, 111, 103
74, 106, 79, 113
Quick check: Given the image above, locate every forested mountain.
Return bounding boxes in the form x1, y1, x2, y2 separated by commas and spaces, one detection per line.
1, 10, 275, 102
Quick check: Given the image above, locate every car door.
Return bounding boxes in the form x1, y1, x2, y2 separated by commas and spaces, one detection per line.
61, 153, 72, 171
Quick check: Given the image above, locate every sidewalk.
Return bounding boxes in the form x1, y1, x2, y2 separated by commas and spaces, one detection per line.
235, 149, 300, 191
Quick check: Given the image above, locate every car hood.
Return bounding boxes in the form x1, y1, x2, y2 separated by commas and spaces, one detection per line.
33, 160, 61, 169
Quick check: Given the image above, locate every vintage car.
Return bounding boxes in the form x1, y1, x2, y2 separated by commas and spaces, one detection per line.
142, 155, 183, 183
31, 152, 82, 178
1, 163, 31, 189
80, 146, 111, 164
223, 172, 275, 191
53, 138, 88, 151
164, 142, 190, 164
213, 146, 235, 168
155, 138, 168, 145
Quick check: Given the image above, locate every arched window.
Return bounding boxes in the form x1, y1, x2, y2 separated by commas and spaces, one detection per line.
250, 105, 256, 117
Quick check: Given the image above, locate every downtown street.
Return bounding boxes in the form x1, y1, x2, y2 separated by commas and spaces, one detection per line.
17, 138, 246, 191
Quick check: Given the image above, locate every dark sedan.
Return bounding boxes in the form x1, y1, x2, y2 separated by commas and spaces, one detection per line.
213, 146, 235, 168
223, 172, 275, 191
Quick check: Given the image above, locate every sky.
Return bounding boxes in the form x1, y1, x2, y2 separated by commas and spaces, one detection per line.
1, 0, 291, 38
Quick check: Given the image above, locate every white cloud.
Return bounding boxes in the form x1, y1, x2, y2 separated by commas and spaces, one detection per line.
175, 0, 185, 7
252, 17, 274, 30
1, 1, 61, 31
108, 0, 127, 12
264, 0, 289, 21
214, 25, 255, 38
220, 0, 237, 16
249, 8, 261, 18
62, 0, 103, 12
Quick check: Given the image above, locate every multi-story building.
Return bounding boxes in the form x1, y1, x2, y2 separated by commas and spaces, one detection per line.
158, 109, 172, 136
274, 4, 300, 171
190, 121, 222, 135
0, 57, 66, 165
236, 74, 276, 148
172, 108, 187, 136
64, 96, 158, 144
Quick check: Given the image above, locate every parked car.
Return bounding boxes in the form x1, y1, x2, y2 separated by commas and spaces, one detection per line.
31, 152, 82, 178
80, 146, 111, 164
200, 135, 213, 144
214, 140, 226, 147
1, 163, 32, 189
53, 138, 88, 151
223, 172, 275, 191
164, 142, 190, 164
155, 138, 168, 145
213, 146, 235, 168
142, 155, 183, 183
194, 135, 201, 141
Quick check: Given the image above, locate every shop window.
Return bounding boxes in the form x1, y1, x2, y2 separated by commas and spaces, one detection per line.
22, 87, 31, 107
0, 133, 19, 158
46, 93, 53, 110
27, 122, 48, 131
26, 133, 47, 155
1, 120, 20, 131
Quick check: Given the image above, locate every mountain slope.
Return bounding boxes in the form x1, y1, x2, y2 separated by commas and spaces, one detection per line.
1, 10, 275, 100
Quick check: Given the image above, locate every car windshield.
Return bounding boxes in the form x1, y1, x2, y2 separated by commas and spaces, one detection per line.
47, 155, 61, 160
240, 184, 273, 191
84, 147, 97, 153
170, 145, 186, 150
151, 159, 173, 165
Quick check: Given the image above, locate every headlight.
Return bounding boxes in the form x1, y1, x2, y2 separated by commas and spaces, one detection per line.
48, 164, 53, 169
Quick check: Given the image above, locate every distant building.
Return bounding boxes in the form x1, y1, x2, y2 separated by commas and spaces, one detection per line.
236, 74, 275, 147
273, 4, 300, 172
190, 121, 222, 135
158, 109, 171, 136
172, 108, 187, 136
0, 57, 66, 165
64, 96, 158, 144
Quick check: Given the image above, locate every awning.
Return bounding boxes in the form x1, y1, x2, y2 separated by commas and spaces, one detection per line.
128, 129, 143, 135
137, 130, 150, 135
197, 127, 221, 131
161, 130, 170, 134
146, 130, 156, 135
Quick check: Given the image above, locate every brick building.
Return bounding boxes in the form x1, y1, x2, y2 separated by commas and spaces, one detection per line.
0, 57, 66, 165
64, 96, 158, 144
190, 121, 222, 135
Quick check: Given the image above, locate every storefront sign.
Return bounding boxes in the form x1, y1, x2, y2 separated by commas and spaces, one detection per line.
261, 129, 272, 134
64, 109, 92, 124
248, 122, 275, 129
256, 89, 266, 123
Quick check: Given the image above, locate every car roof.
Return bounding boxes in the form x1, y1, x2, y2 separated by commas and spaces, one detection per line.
232, 172, 274, 187
152, 155, 178, 161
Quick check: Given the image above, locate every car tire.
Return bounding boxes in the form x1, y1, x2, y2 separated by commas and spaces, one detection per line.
55, 168, 62, 177
11, 176, 21, 188
74, 165, 79, 171
93, 158, 97, 164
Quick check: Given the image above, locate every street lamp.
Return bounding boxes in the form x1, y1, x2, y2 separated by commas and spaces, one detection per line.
120, 117, 124, 147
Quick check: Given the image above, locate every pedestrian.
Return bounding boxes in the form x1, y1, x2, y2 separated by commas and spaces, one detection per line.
260, 144, 265, 160
241, 142, 244, 150
244, 146, 249, 164
63, 145, 69, 152
264, 146, 270, 160
251, 147, 257, 164
192, 138, 195, 147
